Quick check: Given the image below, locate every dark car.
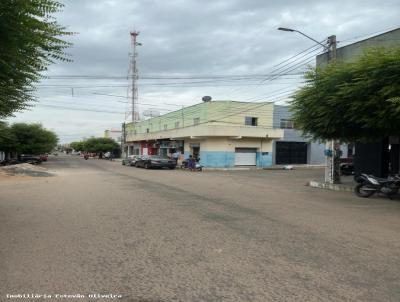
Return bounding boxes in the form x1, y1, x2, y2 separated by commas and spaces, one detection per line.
19, 155, 42, 165
0, 159, 20, 166
135, 155, 177, 169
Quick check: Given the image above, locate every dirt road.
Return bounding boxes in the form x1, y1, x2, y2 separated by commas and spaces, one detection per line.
1, 155, 399, 301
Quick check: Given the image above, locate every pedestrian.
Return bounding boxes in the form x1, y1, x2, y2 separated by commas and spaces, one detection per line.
172, 151, 179, 163
188, 155, 195, 171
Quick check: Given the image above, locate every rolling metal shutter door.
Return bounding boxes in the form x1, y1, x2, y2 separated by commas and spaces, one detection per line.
235, 148, 257, 166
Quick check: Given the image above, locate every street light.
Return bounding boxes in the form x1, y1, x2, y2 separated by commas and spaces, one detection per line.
277, 27, 328, 51
278, 27, 339, 184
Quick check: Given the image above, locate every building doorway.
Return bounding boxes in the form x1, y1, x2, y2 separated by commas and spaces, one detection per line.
275, 142, 308, 164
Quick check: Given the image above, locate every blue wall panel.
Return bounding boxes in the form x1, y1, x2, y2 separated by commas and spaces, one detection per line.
184, 150, 273, 168
256, 152, 272, 168
199, 151, 235, 168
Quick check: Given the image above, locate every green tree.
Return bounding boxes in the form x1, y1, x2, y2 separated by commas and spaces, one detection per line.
83, 137, 119, 153
0, 122, 16, 153
70, 141, 85, 151
290, 47, 400, 142
0, 0, 73, 118
10, 123, 58, 155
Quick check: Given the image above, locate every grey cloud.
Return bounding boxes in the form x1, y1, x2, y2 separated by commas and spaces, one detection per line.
7, 0, 400, 142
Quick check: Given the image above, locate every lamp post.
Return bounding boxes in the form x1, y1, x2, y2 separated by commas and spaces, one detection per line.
277, 27, 328, 50
277, 27, 340, 184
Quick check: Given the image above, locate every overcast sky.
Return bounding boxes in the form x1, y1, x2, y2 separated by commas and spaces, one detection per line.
8, 0, 400, 143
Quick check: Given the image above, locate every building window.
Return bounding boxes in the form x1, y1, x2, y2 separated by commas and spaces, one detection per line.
175, 121, 180, 128
164, 124, 168, 130
146, 128, 149, 133
193, 118, 200, 125
280, 119, 294, 129
245, 117, 258, 126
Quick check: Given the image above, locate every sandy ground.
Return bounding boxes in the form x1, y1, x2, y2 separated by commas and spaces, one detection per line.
0, 155, 399, 302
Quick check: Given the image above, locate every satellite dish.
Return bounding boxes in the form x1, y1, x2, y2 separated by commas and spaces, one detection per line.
143, 110, 160, 117
202, 96, 212, 102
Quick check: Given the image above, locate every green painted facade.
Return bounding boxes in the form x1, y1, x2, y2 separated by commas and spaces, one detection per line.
125, 101, 274, 136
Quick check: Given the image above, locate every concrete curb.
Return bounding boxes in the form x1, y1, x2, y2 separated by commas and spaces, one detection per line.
264, 165, 325, 170
309, 180, 354, 192
203, 165, 326, 172
203, 167, 261, 171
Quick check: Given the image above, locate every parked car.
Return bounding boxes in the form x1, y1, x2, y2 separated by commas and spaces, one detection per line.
135, 155, 177, 169
122, 155, 139, 166
39, 154, 48, 162
0, 159, 20, 166
19, 155, 42, 165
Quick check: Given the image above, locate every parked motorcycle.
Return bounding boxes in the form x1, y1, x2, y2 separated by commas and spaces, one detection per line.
84, 154, 89, 160
354, 173, 400, 198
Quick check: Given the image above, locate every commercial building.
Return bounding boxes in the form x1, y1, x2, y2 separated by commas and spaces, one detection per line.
123, 100, 326, 168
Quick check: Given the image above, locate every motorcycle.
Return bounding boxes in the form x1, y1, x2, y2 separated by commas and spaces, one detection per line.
181, 159, 203, 171
354, 173, 400, 198
84, 154, 89, 160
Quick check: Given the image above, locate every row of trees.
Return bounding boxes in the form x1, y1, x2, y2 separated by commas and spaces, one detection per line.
0, 123, 58, 156
70, 138, 119, 154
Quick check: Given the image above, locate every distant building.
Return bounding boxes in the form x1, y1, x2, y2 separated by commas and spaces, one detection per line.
123, 100, 326, 168
104, 129, 122, 144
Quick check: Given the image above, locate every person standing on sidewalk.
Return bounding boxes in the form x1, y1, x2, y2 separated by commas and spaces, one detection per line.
188, 155, 196, 171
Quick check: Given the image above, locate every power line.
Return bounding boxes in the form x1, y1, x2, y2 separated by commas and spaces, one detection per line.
338, 26, 400, 43
224, 42, 322, 100
36, 104, 126, 115
42, 72, 305, 80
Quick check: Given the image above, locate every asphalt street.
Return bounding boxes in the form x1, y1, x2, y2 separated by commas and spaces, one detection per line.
1, 155, 400, 302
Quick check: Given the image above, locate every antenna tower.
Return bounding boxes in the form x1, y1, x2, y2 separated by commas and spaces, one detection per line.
129, 31, 140, 122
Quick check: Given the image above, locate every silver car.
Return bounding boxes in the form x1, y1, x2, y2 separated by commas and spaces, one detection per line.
122, 155, 139, 166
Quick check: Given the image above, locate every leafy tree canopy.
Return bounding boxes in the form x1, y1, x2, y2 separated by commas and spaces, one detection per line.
83, 137, 119, 153
0, 122, 16, 152
0, 0, 72, 118
290, 47, 400, 142
9, 123, 58, 154
70, 141, 85, 151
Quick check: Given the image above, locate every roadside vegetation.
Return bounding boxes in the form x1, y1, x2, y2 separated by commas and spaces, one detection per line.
0, 122, 58, 157
70, 138, 120, 154
291, 47, 400, 142
0, 0, 72, 118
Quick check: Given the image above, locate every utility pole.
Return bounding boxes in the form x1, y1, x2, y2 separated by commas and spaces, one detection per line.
121, 122, 126, 158
129, 31, 141, 123
277, 28, 339, 184
325, 35, 341, 184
